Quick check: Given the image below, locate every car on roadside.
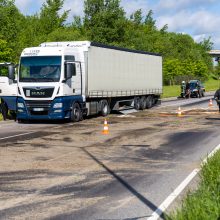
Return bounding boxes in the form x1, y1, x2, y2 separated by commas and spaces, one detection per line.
189, 80, 205, 98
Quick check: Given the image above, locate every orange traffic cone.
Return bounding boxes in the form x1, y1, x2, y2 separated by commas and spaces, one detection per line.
102, 119, 109, 134
177, 106, 182, 117
208, 99, 213, 107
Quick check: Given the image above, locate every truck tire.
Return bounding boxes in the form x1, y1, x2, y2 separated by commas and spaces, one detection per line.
140, 96, 147, 110
71, 103, 82, 122
146, 96, 153, 109
100, 100, 110, 117
134, 97, 141, 110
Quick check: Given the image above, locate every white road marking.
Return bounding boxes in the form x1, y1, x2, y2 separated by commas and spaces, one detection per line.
148, 143, 220, 220
0, 131, 36, 140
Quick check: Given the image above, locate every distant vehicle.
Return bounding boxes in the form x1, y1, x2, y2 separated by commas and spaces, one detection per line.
189, 80, 205, 98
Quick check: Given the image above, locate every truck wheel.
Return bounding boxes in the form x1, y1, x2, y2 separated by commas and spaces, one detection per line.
100, 100, 110, 117
71, 103, 82, 122
146, 96, 153, 109
134, 97, 141, 110
140, 96, 147, 110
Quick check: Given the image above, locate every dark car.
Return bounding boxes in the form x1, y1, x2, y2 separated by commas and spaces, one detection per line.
189, 80, 205, 98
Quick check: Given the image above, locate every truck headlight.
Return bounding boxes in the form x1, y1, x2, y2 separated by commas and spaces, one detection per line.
17, 102, 24, 108
53, 103, 63, 108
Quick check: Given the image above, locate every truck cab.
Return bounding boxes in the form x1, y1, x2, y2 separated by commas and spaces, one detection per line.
16, 42, 88, 121
0, 63, 17, 119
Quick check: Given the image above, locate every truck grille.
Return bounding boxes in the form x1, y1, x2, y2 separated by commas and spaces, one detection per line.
23, 87, 54, 98
25, 100, 52, 115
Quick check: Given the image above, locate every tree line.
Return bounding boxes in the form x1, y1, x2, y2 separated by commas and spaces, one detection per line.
0, 0, 215, 85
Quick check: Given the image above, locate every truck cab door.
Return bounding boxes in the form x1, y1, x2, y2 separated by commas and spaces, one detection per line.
0, 64, 17, 97
71, 62, 82, 95
0, 77, 17, 97
65, 61, 82, 96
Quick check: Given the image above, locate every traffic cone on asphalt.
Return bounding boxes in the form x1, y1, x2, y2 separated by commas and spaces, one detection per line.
102, 119, 109, 134
177, 106, 182, 117
208, 99, 213, 107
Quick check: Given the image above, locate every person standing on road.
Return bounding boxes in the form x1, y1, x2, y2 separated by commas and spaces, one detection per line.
214, 88, 220, 112
185, 81, 191, 98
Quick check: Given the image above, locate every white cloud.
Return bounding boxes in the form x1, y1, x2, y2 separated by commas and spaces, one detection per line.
157, 10, 220, 34
157, 9, 220, 48
155, 0, 217, 13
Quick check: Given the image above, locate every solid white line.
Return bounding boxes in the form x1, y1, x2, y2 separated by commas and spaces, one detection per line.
148, 143, 220, 220
202, 144, 220, 165
147, 169, 200, 220
0, 131, 36, 140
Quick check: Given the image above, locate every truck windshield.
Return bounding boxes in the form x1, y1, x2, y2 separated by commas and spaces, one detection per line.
19, 56, 61, 82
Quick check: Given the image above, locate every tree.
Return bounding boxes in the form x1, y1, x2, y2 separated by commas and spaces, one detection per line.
83, 0, 127, 44
39, 0, 69, 35
0, 39, 12, 62
0, 0, 25, 61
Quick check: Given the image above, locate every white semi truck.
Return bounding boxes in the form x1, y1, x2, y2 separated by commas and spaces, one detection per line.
8, 41, 162, 122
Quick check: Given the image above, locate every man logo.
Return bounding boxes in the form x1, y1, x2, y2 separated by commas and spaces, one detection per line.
31, 91, 45, 96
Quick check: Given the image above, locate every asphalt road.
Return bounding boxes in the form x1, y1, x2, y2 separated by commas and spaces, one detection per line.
0, 95, 220, 220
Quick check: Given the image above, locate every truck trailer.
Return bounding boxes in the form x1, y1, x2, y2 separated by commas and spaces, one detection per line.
13, 41, 162, 122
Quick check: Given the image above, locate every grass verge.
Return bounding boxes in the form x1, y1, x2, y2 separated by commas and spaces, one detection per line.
166, 149, 220, 220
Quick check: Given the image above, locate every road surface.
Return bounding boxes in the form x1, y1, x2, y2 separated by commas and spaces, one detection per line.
0, 95, 219, 220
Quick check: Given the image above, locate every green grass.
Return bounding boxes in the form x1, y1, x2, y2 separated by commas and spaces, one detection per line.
162, 85, 181, 98
166, 150, 220, 220
163, 78, 220, 98
203, 78, 220, 91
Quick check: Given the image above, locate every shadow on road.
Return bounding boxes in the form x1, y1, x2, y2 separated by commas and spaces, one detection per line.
82, 147, 165, 220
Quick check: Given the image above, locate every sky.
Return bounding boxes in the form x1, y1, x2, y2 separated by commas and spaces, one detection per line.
14, 0, 220, 49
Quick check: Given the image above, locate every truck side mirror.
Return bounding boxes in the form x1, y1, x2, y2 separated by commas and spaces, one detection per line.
64, 63, 74, 80
8, 65, 15, 80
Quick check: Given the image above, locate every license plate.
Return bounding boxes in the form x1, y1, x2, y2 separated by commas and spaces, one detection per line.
33, 108, 44, 111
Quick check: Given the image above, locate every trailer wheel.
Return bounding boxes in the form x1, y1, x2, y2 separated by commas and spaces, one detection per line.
140, 96, 147, 110
134, 97, 141, 110
100, 100, 110, 117
71, 103, 82, 122
146, 96, 153, 109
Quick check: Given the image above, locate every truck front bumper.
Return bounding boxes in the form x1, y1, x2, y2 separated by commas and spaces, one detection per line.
16, 97, 72, 120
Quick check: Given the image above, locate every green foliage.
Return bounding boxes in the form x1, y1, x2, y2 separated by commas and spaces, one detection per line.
39, 0, 69, 34
84, 0, 127, 44
47, 27, 86, 42
0, 0, 214, 82
0, 39, 12, 62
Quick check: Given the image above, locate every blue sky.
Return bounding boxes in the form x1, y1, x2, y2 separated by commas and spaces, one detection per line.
14, 0, 220, 49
